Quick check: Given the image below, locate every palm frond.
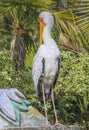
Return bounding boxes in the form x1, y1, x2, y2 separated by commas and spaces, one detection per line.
0, 0, 54, 50
69, 0, 89, 35
53, 11, 86, 53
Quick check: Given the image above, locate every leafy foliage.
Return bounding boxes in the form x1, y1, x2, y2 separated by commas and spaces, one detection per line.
53, 11, 87, 53
68, 0, 89, 52
0, 0, 89, 53
54, 51, 89, 129
0, 0, 53, 50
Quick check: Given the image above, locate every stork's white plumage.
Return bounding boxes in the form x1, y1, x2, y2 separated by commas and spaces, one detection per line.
32, 11, 61, 125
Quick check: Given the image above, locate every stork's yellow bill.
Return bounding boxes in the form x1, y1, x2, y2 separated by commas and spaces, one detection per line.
40, 18, 44, 45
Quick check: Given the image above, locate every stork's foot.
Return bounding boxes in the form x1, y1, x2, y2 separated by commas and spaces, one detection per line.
55, 120, 62, 126
44, 121, 50, 126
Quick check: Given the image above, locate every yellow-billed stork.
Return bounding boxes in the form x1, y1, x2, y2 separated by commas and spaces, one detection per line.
32, 11, 61, 126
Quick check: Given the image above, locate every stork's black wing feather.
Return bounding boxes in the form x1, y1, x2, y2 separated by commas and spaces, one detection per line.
53, 57, 61, 87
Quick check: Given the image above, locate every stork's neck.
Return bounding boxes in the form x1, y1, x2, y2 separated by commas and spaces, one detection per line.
42, 26, 52, 44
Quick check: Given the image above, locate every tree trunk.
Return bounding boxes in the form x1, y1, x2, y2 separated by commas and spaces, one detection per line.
11, 24, 25, 72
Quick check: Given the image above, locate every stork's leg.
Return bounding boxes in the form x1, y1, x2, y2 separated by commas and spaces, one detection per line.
51, 84, 61, 126
42, 81, 49, 126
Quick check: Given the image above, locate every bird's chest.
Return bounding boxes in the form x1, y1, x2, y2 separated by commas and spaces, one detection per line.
43, 59, 58, 85
40, 45, 59, 85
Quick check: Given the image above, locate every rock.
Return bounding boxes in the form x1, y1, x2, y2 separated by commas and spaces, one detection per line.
0, 106, 80, 130
21, 106, 46, 126
0, 125, 81, 130
0, 106, 46, 128
0, 107, 81, 130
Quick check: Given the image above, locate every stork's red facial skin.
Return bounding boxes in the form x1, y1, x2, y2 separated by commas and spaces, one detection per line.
40, 18, 44, 23
40, 18, 45, 26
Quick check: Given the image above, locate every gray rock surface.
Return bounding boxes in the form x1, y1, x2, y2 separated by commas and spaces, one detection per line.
0, 125, 81, 130
0, 106, 80, 130
0, 106, 46, 128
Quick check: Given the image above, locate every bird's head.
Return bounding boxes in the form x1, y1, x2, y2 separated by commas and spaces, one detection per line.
39, 11, 54, 45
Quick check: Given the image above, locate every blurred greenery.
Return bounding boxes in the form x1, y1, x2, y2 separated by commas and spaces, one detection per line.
0, 0, 89, 53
